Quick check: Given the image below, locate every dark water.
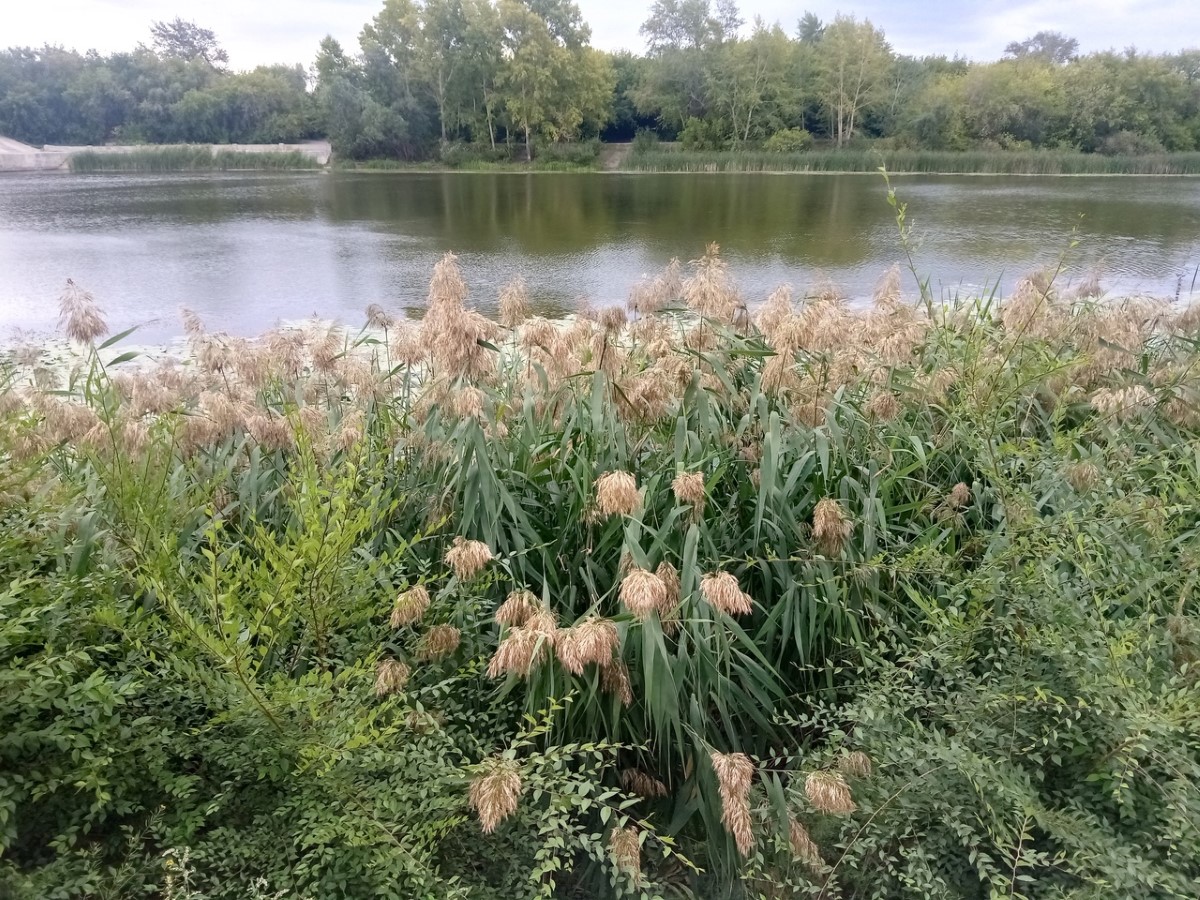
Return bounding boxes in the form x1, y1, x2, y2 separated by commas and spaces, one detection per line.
2, 171, 1199, 341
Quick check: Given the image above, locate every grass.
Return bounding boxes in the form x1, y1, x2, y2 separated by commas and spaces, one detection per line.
624, 147, 1200, 175
69, 147, 322, 173
4, 234, 1200, 897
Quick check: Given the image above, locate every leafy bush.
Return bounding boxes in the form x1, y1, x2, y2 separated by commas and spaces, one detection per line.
1099, 130, 1167, 156
764, 128, 814, 153
678, 117, 726, 151
533, 139, 601, 168
439, 142, 514, 168
631, 129, 660, 155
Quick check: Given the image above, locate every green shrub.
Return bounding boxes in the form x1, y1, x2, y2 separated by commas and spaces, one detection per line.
763, 128, 814, 153
678, 117, 726, 151
630, 129, 660, 155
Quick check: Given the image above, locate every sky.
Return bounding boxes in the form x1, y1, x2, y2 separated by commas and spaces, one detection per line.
4, 0, 1198, 70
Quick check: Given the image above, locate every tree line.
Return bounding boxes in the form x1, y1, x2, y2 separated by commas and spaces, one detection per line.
2, 1, 1199, 160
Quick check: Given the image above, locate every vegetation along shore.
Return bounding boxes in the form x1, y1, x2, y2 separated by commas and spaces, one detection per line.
3, 242, 1200, 896
2, 3, 1199, 169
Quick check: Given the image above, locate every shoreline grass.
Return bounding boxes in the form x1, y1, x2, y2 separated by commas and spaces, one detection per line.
622, 147, 1200, 175
69, 146, 321, 173
5, 241, 1200, 898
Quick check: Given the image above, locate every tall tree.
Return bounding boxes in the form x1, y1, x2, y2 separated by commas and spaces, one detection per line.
813, 14, 893, 146
796, 11, 824, 44
709, 19, 793, 145
1004, 31, 1079, 65
149, 18, 229, 68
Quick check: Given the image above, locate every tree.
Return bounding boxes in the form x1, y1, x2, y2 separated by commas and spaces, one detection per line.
708, 19, 793, 145
149, 18, 229, 68
796, 11, 824, 44
813, 15, 893, 146
1004, 31, 1079, 65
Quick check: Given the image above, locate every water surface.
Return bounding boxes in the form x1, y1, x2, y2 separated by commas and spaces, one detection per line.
1, 171, 1198, 341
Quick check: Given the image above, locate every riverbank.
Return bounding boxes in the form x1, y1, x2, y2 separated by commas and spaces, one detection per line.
0, 139, 331, 173
620, 147, 1200, 176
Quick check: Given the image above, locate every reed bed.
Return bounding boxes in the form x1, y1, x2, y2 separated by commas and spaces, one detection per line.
69, 147, 321, 173
3, 251, 1200, 898
625, 147, 1200, 175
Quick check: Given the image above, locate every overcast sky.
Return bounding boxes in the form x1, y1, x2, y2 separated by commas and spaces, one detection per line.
6, 1, 1198, 70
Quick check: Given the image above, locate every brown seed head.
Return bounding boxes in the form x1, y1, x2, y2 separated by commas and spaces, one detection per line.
390, 585, 431, 628
555, 615, 619, 675
498, 276, 530, 328
1065, 461, 1101, 492
812, 498, 852, 557
866, 389, 901, 422
700, 571, 753, 616
594, 471, 641, 517
374, 658, 411, 697
496, 589, 538, 627
619, 567, 670, 621
609, 825, 641, 881
710, 751, 755, 856
487, 626, 550, 678
805, 770, 856, 814
469, 758, 522, 833
418, 624, 461, 660
837, 750, 873, 778
620, 768, 668, 799
672, 471, 706, 507
445, 536, 493, 580
57, 279, 108, 345
599, 658, 634, 706
453, 385, 485, 420
947, 483, 970, 510
788, 816, 822, 869
366, 303, 394, 329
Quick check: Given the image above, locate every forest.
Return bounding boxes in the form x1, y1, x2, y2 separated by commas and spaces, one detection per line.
1, 0, 1199, 162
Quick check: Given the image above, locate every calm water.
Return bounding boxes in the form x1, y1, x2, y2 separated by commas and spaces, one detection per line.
2, 171, 1199, 341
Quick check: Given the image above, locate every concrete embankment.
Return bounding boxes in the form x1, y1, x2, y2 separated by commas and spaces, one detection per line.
0, 138, 331, 172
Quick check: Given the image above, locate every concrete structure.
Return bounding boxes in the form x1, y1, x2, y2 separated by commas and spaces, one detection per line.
0, 137, 331, 172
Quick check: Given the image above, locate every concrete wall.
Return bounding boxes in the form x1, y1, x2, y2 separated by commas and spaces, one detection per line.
0, 139, 331, 172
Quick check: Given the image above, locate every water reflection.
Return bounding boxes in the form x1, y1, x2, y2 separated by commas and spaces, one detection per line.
0, 172, 1197, 341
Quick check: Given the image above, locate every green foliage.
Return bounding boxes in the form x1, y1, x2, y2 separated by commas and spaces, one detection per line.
763, 127, 813, 153
68, 148, 320, 172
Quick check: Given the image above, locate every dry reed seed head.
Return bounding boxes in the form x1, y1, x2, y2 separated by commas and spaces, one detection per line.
699, 571, 753, 617
1090, 385, 1155, 422
445, 536, 494, 580
683, 243, 740, 325
671, 471, 706, 507
805, 771, 857, 815
710, 751, 755, 857
469, 757, 522, 833
365, 303, 395, 329
866, 389, 901, 422
609, 825, 642, 881
594, 471, 642, 517
1065, 461, 1102, 492
495, 589, 538, 627
390, 325, 428, 368
873, 264, 903, 306
452, 385, 485, 420
837, 751, 873, 779
374, 658, 411, 697
487, 625, 551, 678
655, 561, 681, 609
599, 658, 634, 706
756, 285, 795, 341
812, 498, 852, 557
598, 305, 628, 333
418, 624, 462, 660
498, 276, 530, 328
619, 567, 670, 621
57, 279, 108, 345
555, 616, 619, 674
179, 306, 206, 338
620, 768, 668, 799
36, 396, 100, 444
788, 816, 822, 870
246, 413, 295, 452
391, 585, 431, 628
947, 482, 971, 510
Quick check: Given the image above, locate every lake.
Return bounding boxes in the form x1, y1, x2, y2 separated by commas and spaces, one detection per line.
2, 171, 1199, 342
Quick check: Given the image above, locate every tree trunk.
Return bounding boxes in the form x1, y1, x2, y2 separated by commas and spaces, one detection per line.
524, 124, 532, 162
